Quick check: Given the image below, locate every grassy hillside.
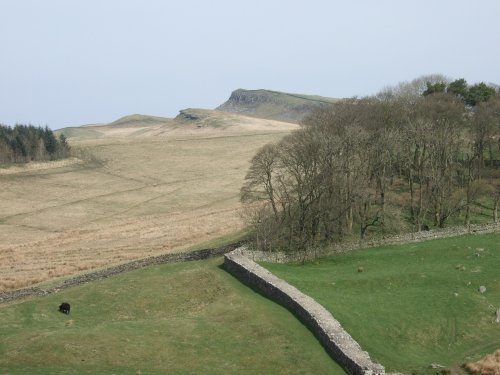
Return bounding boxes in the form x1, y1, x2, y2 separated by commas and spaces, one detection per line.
56, 110, 297, 140
262, 233, 500, 374
107, 114, 172, 127
56, 114, 174, 139
0, 257, 344, 374
56, 126, 106, 139
217, 89, 338, 123
0, 113, 297, 292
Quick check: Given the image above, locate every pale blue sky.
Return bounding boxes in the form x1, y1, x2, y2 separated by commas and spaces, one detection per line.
1, 0, 499, 129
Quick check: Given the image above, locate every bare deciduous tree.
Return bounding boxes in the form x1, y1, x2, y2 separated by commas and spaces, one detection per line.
241, 80, 500, 254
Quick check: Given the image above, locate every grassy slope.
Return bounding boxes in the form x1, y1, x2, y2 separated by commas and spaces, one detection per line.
57, 110, 297, 139
0, 257, 344, 375
107, 114, 172, 127
1, 115, 297, 291
56, 127, 105, 139
262, 234, 500, 374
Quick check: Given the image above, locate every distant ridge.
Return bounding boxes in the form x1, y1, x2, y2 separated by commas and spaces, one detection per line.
57, 108, 298, 139
107, 114, 171, 127
217, 89, 338, 123
57, 88, 335, 138
57, 114, 173, 139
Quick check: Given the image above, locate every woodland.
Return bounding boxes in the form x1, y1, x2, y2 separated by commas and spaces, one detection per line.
241, 77, 500, 253
0, 124, 70, 164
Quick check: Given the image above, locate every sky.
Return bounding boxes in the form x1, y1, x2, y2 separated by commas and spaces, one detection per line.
1, 0, 499, 130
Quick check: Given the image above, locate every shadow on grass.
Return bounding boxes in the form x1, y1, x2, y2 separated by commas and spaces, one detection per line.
217, 262, 344, 370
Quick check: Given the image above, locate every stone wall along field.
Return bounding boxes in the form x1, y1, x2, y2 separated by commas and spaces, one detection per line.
224, 247, 385, 375
0, 241, 245, 304
244, 222, 500, 263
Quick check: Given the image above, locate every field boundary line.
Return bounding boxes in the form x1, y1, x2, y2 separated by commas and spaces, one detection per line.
0, 241, 245, 304
244, 222, 500, 263
224, 246, 385, 375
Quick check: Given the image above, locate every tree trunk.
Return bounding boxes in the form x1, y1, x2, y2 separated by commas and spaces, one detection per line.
378, 175, 386, 226
418, 171, 425, 229
465, 203, 470, 226
408, 169, 415, 222
434, 199, 441, 227
345, 172, 353, 233
346, 204, 353, 232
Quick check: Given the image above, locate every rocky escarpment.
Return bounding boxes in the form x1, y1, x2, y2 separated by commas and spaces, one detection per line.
174, 108, 238, 129
217, 89, 338, 123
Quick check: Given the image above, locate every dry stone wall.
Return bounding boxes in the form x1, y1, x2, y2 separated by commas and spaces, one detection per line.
225, 223, 499, 373
224, 247, 385, 375
245, 222, 500, 263
0, 241, 245, 304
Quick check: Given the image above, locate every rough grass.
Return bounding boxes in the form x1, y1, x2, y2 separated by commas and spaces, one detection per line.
261, 234, 500, 374
0, 257, 344, 375
0, 116, 297, 292
463, 349, 500, 375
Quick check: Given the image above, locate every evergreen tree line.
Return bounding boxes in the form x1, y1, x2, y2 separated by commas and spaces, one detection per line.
0, 124, 70, 164
423, 78, 496, 106
241, 77, 500, 254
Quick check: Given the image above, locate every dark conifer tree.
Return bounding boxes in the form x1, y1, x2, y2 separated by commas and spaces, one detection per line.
0, 123, 70, 163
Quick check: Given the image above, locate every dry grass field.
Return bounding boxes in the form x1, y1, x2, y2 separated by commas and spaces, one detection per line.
463, 350, 500, 375
0, 112, 298, 292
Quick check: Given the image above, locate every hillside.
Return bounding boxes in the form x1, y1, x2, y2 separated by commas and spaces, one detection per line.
1, 111, 298, 292
56, 110, 297, 140
0, 257, 344, 374
57, 114, 175, 139
3, 89, 307, 291
264, 233, 500, 374
106, 113, 172, 128
174, 108, 298, 131
217, 88, 339, 123
56, 88, 330, 138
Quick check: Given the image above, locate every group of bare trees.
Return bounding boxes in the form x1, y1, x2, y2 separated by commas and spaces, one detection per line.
241, 77, 500, 254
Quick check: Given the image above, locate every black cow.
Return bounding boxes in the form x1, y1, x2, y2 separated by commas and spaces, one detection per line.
59, 302, 71, 315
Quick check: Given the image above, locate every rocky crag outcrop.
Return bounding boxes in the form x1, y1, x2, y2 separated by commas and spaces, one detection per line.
217, 89, 338, 123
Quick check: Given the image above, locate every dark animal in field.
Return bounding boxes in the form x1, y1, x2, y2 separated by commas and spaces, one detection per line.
59, 302, 71, 314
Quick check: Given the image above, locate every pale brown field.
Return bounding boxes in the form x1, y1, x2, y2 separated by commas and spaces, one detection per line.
0, 113, 297, 291
463, 349, 500, 375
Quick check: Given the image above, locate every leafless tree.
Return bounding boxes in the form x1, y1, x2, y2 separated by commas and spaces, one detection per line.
241, 80, 500, 253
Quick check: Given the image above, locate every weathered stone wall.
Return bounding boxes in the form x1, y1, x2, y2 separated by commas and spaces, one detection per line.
244, 222, 500, 263
0, 241, 245, 304
224, 248, 385, 375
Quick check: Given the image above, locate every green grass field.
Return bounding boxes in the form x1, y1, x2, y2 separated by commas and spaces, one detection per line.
0, 257, 344, 375
262, 234, 500, 374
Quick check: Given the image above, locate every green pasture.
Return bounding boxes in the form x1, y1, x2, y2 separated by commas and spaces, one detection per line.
262, 233, 500, 374
0, 257, 344, 375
